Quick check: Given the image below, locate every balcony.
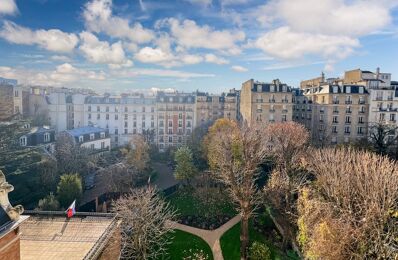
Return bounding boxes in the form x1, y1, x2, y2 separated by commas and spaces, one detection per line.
269, 109, 275, 112
358, 100, 366, 104
345, 121, 351, 124
257, 109, 263, 113
358, 121, 365, 125
333, 110, 339, 114
388, 96, 393, 101
281, 99, 289, 103
375, 96, 383, 101
332, 100, 339, 104
346, 110, 352, 114
269, 99, 276, 103
320, 110, 325, 114
282, 109, 288, 113
332, 121, 339, 124
359, 110, 365, 114
345, 100, 353, 104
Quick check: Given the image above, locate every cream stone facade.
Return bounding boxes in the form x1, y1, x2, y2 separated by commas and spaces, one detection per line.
240, 79, 293, 125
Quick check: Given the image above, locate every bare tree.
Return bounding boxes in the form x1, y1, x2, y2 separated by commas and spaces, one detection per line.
298, 148, 398, 259
112, 187, 177, 259
368, 121, 398, 155
265, 122, 309, 211
206, 119, 270, 259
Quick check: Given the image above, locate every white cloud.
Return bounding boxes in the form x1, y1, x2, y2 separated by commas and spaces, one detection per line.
0, 21, 78, 52
134, 46, 174, 64
261, 0, 393, 36
83, 0, 154, 43
112, 68, 215, 78
160, 18, 245, 53
79, 31, 131, 67
51, 55, 72, 62
221, 0, 250, 6
0, 0, 18, 15
0, 64, 105, 86
255, 26, 360, 60
231, 65, 248, 72
181, 54, 203, 65
204, 54, 229, 65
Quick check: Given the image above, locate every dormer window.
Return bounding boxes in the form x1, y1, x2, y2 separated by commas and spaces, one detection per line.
100, 132, 105, 138
257, 85, 261, 92
333, 86, 338, 93
346, 86, 351, 93
90, 134, 95, 140
44, 133, 50, 143
79, 136, 84, 143
20, 136, 27, 146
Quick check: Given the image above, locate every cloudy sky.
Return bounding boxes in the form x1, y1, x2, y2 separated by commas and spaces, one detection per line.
0, 0, 397, 93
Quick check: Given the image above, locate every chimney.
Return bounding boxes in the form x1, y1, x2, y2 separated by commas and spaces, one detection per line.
321, 71, 325, 82
376, 67, 380, 79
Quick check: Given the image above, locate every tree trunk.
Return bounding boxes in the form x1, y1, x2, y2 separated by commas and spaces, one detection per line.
240, 214, 249, 260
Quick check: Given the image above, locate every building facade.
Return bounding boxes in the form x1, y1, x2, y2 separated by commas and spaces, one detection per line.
298, 79, 369, 145
0, 83, 24, 121
240, 79, 293, 124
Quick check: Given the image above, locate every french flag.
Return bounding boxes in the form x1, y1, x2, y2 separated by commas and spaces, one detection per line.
66, 200, 76, 218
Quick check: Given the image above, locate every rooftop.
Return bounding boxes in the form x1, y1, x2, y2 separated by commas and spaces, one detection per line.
20, 211, 117, 260
66, 126, 106, 137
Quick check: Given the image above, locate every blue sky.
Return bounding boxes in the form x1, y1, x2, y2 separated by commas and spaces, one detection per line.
0, 0, 397, 93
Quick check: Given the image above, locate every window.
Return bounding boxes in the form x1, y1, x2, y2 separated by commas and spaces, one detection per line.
357, 127, 364, 135
97, 114, 100, 120
345, 116, 351, 124
90, 133, 95, 140
106, 106, 109, 112
133, 129, 137, 134
168, 129, 173, 134
332, 126, 337, 133
168, 136, 173, 143
358, 116, 364, 123
178, 137, 182, 143
333, 116, 338, 123
142, 106, 145, 112
101, 142, 105, 149
133, 114, 137, 120
390, 114, 396, 122
282, 115, 287, 122
14, 90, 19, 97
20, 136, 27, 146
142, 115, 145, 120
151, 121, 154, 128
187, 121, 191, 127
133, 121, 136, 127
178, 120, 182, 127
15, 106, 19, 113
115, 129, 118, 135
179, 113, 182, 119
124, 129, 128, 134
125, 114, 128, 120
44, 133, 50, 142
168, 121, 172, 127
79, 136, 84, 143
100, 132, 105, 138
125, 121, 128, 128
88, 113, 91, 120
344, 126, 351, 134
106, 114, 109, 120
115, 114, 118, 120
88, 106, 91, 112
142, 121, 145, 128
380, 113, 386, 121
97, 106, 100, 112
124, 107, 128, 112
90, 144, 95, 150
151, 107, 155, 112
159, 120, 164, 127
115, 107, 119, 113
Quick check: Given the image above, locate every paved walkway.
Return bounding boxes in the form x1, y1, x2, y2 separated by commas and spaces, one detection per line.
169, 215, 241, 260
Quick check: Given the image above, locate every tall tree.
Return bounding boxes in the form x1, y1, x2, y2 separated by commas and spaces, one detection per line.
112, 187, 176, 259
123, 135, 150, 174
57, 173, 82, 208
206, 119, 269, 259
174, 146, 197, 185
55, 134, 91, 175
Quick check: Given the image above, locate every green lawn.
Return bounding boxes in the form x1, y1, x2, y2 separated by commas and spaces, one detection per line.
162, 230, 213, 260
220, 221, 299, 260
166, 188, 236, 218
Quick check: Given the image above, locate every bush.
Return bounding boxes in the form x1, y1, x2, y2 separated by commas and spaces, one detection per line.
249, 242, 271, 260
37, 193, 60, 211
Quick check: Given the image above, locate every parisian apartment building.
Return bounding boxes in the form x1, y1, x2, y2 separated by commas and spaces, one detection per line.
294, 68, 398, 145
240, 78, 293, 124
